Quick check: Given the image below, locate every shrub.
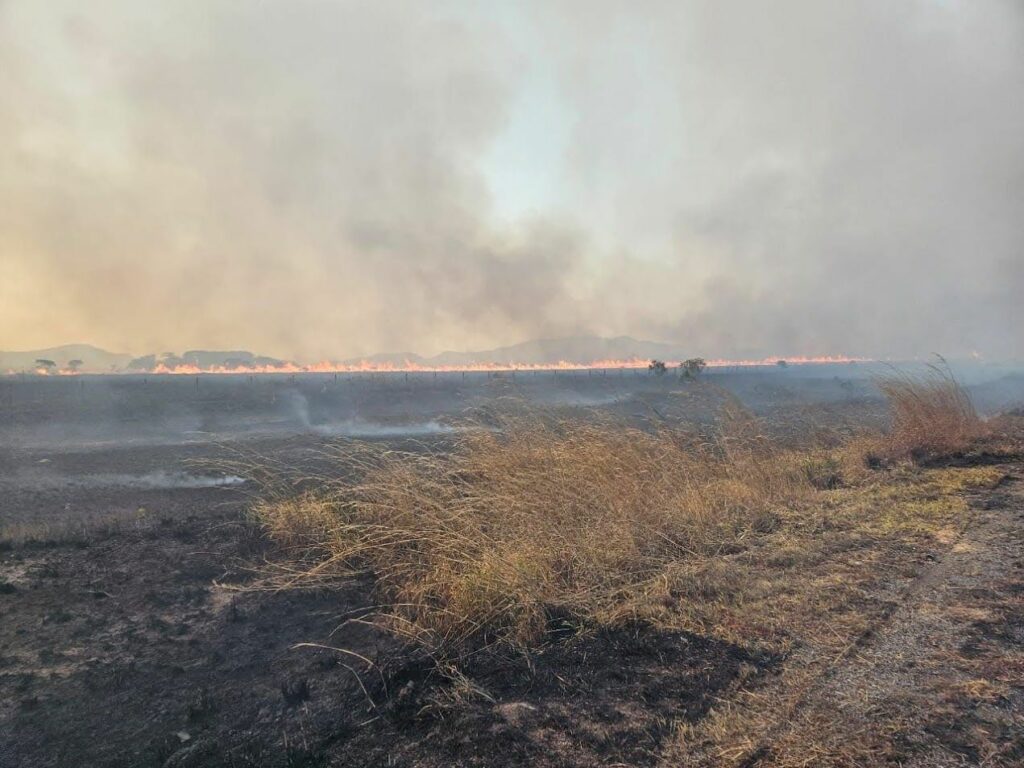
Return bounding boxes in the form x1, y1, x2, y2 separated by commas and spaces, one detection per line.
875, 361, 983, 459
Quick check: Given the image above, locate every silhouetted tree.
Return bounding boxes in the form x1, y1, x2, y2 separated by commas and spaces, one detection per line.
776, 359, 788, 368
67, 359, 83, 372
34, 359, 56, 372
648, 359, 668, 376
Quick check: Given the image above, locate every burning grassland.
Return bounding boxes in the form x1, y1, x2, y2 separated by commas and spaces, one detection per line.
13, 354, 869, 376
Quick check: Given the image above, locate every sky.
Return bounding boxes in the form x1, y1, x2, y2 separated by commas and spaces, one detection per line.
1, 0, 1022, 361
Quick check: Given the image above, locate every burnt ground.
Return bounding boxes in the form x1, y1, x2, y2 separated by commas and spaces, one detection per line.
1, 372, 1023, 767
0, 383, 777, 768
0, 480, 770, 768
2, 455, 1022, 766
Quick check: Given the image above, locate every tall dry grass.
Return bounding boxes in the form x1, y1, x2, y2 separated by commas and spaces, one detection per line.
250, 366, 994, 659
253, 408, 811, 656
875, 361, 983, 458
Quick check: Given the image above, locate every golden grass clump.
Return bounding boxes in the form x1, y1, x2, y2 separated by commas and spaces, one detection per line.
252, 409, 811, 655
875, 361, 984, 458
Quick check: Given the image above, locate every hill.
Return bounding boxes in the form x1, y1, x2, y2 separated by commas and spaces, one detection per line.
0, 344, 132, 373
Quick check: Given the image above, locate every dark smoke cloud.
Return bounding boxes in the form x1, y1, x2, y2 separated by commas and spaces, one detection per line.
1, 1, 1021, 360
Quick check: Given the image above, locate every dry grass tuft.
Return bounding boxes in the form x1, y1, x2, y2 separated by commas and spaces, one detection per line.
875, 361, 984, 459
252, 408, 813, 656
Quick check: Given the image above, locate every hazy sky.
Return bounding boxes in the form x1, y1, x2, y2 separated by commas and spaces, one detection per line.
2, 0, 1022, 360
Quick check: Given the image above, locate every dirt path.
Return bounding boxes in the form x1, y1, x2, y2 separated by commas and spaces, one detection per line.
737, 463, 1024, 767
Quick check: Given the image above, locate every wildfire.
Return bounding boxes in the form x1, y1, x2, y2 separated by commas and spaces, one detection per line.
135, 355, 867, 375
6, 354, 871, 377
31, 367, 82, 376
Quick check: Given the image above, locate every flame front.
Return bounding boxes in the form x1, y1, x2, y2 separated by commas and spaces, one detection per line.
136, 355, 867, 375
30, 366, 83, 376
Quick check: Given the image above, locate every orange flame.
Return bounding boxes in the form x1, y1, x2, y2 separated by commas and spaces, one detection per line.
30, 367, 81, 376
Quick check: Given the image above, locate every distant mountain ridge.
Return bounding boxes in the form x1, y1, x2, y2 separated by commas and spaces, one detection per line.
455, 335, 685, 365
0, 344, 132, 372
356, 336, 687, 367
1, 336, 689, 372
126, 350, 290, 371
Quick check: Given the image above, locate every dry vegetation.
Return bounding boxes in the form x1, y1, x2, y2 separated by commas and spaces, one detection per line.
875, 361, 984, 458
248, 366, 1011, 668
256, 407, 813, 654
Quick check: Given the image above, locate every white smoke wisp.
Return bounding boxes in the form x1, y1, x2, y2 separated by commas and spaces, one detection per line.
8, 470, 247, 490
312, 420, 458, 438
92, 472, 246, 489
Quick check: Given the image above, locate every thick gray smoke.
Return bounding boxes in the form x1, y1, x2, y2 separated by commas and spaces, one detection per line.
542, 1, 1024, 359
1, 1, 1021, 360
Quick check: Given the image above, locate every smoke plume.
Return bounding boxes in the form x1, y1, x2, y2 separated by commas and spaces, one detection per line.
1, 1, 1021, 360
